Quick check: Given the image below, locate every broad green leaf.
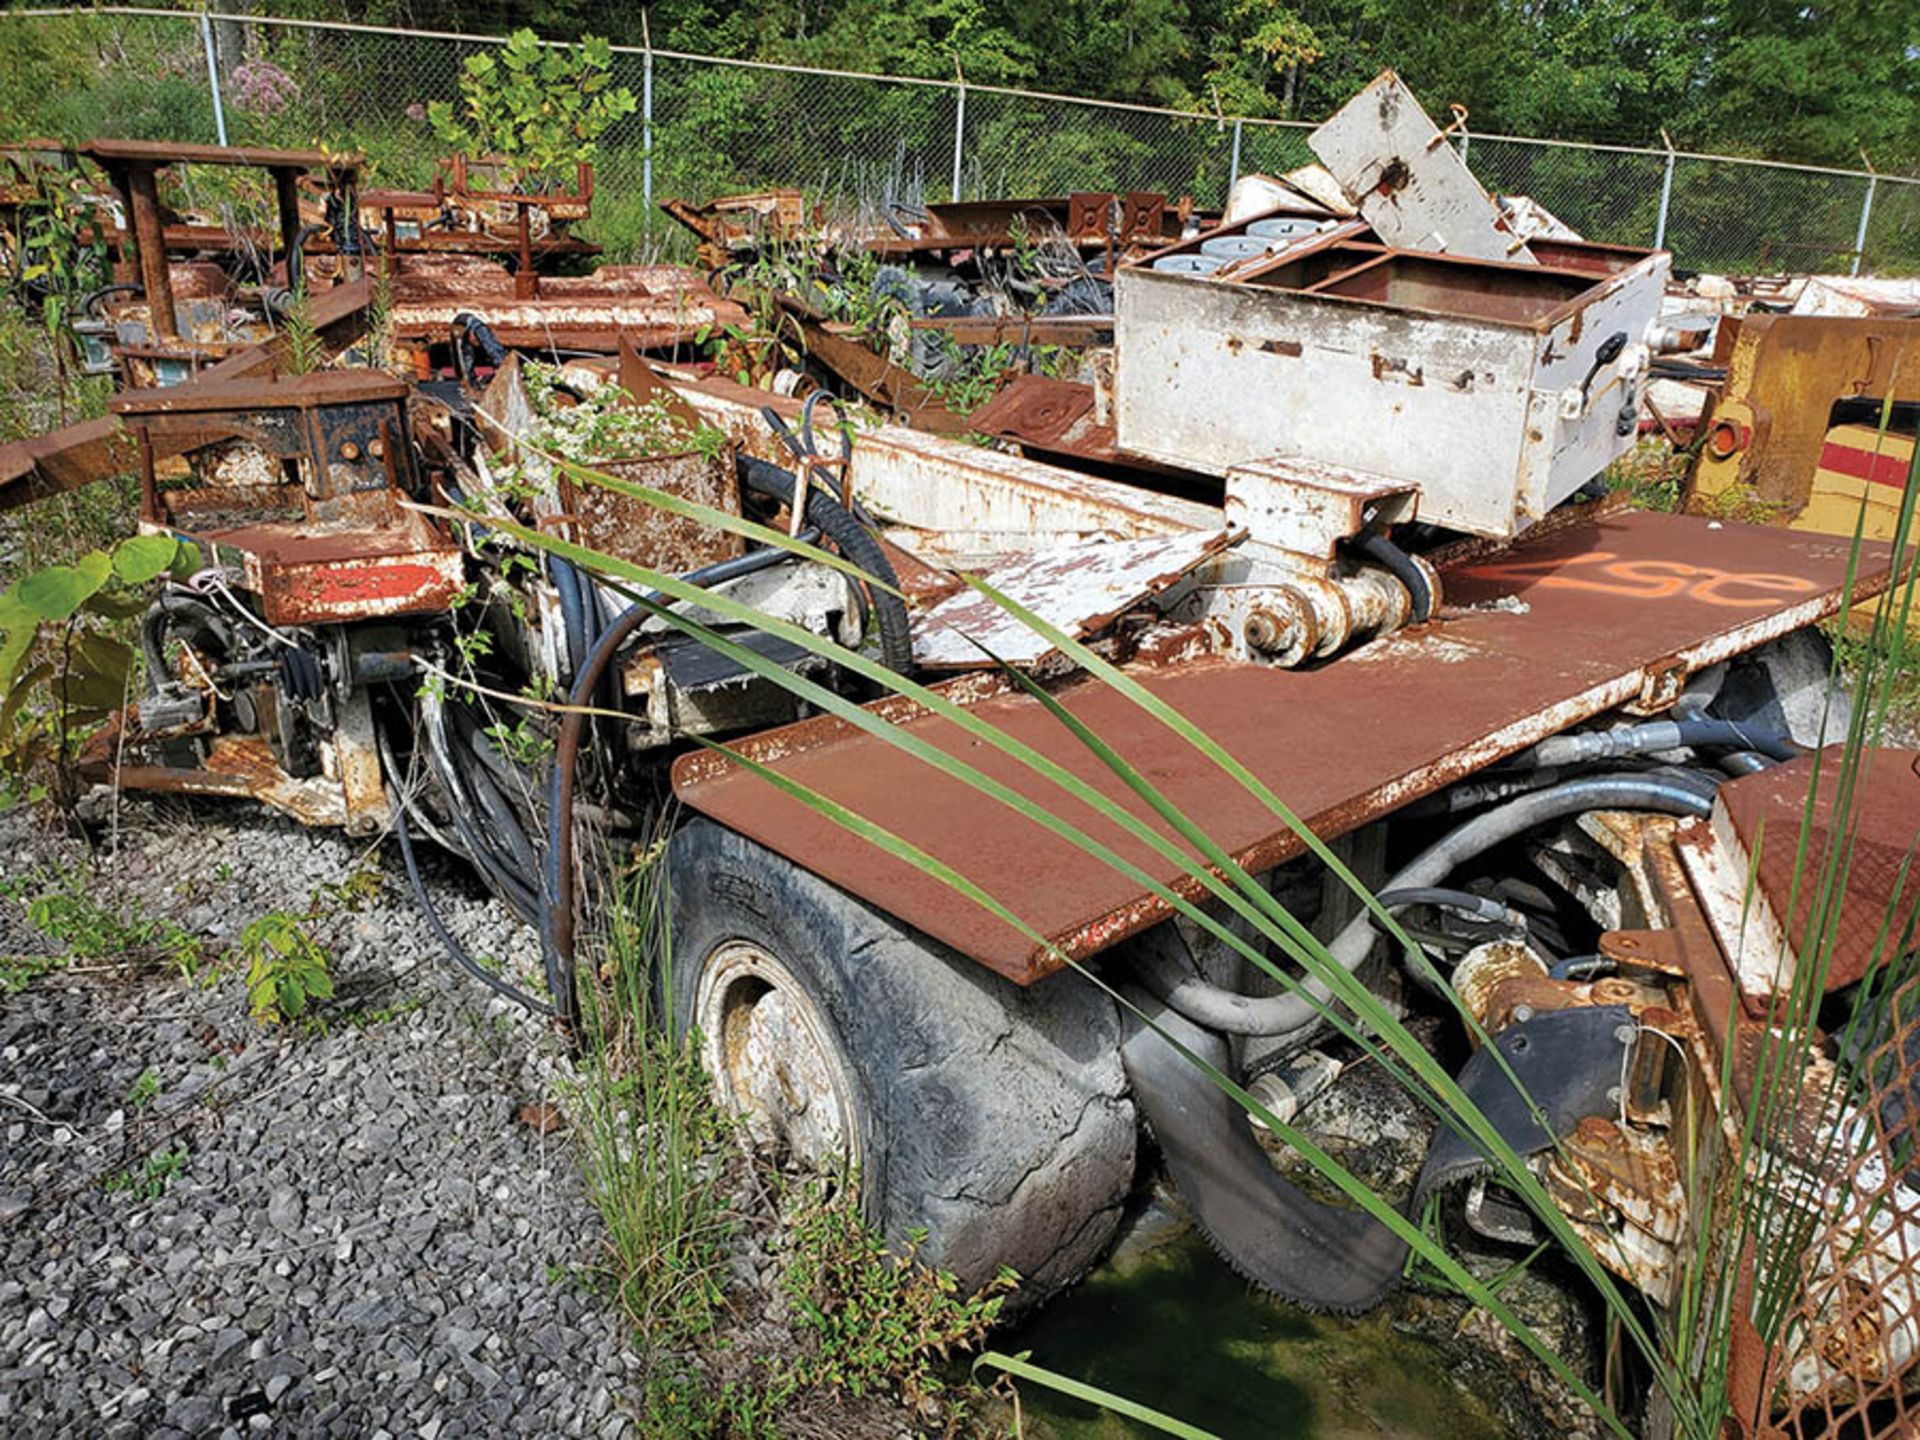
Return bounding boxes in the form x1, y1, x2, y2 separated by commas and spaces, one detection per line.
0, 591, 36, 687
17, 551, 111, 621
111, 534, 177, 585
0, 660, 52, 735
81, 589, 150, 621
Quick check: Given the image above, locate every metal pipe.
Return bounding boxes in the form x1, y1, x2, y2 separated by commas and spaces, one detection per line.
1654, 144, 1676, 252
950, 81, 967, 202
1853, 174, 1878, 278
641, 32, 654, 238
199, 9, 228, 147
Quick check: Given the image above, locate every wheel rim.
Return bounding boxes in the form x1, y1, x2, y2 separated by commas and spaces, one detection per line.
694, 939, 860, 1175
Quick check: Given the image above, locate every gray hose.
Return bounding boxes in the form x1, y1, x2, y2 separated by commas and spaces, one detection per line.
1373, 887, 1523, 928
1136, 774, 1714, 1038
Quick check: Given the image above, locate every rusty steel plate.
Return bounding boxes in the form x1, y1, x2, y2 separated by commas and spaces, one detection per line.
674, 510, 1899, 984
969, 375, 1097, 450
1719, 748, 1920, 992
911, 530, 1235, 668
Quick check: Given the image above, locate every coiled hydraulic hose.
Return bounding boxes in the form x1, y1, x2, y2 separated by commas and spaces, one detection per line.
382, 722, 555, 1017
1135, 774, 1715, 1039
140, 594, 235, 694
739, 455, 912, 673
542, 539, 824, 1017
424, 697, 543, 924
451, 312, 507, 383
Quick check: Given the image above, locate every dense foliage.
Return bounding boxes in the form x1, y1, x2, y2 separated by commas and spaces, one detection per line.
234, 0, 1917, 168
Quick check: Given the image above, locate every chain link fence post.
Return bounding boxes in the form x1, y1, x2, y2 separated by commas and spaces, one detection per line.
1229, 118, 1242, 191
950, 72, 966, 202
641, 17, 654, 245
199, 9, 229, 147
1653, 131, 1676, 251
1853, 169, 1878, 277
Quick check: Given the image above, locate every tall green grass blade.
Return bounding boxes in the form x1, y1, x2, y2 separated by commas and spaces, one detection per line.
974, 1350, 1223, 1440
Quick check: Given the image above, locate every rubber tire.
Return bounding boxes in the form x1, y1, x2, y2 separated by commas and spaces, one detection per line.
666, 818, 1137, 1304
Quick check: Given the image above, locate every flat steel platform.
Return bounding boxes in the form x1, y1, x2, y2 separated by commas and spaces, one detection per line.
674, 509, 1898, 983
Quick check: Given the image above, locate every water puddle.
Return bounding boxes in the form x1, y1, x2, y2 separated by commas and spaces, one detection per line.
1004, 1213, 1510, 1440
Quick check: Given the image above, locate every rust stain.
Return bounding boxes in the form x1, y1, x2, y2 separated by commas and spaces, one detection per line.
675, 510, 1898, 984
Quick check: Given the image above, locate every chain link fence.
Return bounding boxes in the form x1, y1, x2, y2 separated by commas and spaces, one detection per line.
3, 5, 1916, 275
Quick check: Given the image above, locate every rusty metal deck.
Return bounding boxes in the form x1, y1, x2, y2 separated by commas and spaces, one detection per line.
673, 510, 1898, 983
1719, 748, 1920, 993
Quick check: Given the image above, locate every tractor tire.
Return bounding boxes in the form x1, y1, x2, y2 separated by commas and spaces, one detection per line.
666, 818, 1137, 1304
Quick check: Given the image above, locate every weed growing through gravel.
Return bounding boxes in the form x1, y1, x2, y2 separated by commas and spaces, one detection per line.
239, 910, 337, 1025
240, 863, 388, 1025
5, 865, 203, 979
781, 1181, 1014, 1411
570, 842, 734, 1358
101, 1143, 187, 1202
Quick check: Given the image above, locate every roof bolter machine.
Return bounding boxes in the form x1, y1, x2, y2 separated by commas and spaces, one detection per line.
8, 71, 1919, 1434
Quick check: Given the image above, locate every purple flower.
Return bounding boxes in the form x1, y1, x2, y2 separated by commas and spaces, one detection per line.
232, 58, 298, 117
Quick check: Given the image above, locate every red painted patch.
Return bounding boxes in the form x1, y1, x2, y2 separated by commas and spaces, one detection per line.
1819, 439, 1914, 491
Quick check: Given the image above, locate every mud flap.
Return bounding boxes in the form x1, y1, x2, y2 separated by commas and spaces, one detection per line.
1417, 1004, 1637, 1197
1120, 995, 1408, 1314
1123, 996, 1637, 1313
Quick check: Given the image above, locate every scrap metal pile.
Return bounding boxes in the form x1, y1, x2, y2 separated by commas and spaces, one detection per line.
4, 70, 1919, 1438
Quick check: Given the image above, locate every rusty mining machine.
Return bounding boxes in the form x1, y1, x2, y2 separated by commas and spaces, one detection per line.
5, 72, 1920, 1436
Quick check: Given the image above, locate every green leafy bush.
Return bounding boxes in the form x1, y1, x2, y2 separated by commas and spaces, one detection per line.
0, 533, 177, 809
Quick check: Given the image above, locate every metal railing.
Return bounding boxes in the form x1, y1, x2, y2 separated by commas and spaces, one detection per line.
4, 5, 1917, 275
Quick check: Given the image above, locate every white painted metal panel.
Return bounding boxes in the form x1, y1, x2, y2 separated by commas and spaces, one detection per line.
1112, 248, 1669, 537
1308, 70, 1533, 265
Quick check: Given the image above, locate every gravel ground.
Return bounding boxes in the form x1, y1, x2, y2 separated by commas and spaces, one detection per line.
0, 799, 639, 1439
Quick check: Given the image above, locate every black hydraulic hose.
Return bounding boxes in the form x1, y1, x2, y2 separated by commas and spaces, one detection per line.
82, 282, 141, 320
1672, 679, 1775, 774
285, 222, 326, 289
542, 543, 819, 1019
392, 788, 555, 1016
446, 712, 544, 881
375, 717, 467, 861
449, 702, 528, 793
1135, 774, 1715, 1039
739, 455, 912, 673
551, 556, 586, 681
140, 594, 234, 694
1519, 717, 1799, 767
1346, 529, 1433, 622
1373, 887, 1522, 928
426, 701, 542, 922
463, 755, 544, 882
452, 311, 507, 382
